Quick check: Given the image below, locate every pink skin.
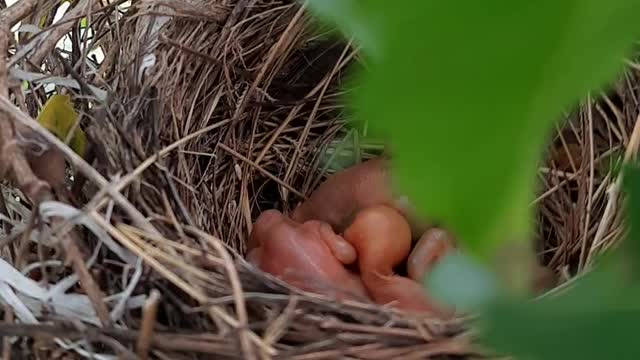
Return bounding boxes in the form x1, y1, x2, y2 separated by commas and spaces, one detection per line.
291, 157, 430, 235
344, 205, 450, 315
247, 210, 369, 301
407, 228, 456, 282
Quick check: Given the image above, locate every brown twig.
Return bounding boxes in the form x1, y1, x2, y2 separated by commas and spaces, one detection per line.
2, 306, 12, 360
29, 0, 98, 66
0, 323, 239, 355
0, 0, 37, 26
0, 7, 110, 328
136, 289, 161, 360
0, 95, 159, 236
217, 142, 305, 199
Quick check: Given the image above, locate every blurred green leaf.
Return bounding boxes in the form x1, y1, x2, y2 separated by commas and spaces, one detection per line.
304, 0, 385, 58
80, 17, 88, 28
622, 163, 640, 276
478, 168, 640, 359
304, 1, 640, 358
426, 252, 499, 311
478, 267, 640, 360
305, 0, 640, 264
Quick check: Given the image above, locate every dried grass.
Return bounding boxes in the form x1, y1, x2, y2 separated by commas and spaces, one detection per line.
0, 0, 636, 358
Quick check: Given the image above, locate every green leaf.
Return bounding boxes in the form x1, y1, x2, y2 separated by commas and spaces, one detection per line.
478, 268, 640, 360
426, 252, 499, 311
305, 0, 640, 265
304, 0, 385, 58
475, 161, 640, 360
622, 163, 640, 277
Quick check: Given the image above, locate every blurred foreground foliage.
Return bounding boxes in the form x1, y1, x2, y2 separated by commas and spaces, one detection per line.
304, 0, 640, 358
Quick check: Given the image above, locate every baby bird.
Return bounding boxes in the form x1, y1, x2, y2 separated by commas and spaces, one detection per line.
344, 205, 450, 316
291, 157, 430, 236
248, 209, 369, 301
407, 228, 457, 282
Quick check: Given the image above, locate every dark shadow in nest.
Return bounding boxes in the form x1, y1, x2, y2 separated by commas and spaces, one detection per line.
250, 39, 354, 217
273, 39, 349, 103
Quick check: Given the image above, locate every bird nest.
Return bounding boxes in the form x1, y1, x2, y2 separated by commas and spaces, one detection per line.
0, 0, 636, 359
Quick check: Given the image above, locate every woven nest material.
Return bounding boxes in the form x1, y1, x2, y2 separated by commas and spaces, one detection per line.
0, 0, 636, 359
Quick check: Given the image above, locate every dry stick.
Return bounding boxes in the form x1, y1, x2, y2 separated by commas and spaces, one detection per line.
283, 41, 353, 194
85, 119, 232, 215
52, 216, 113, 327
217, 142, 305, 199
319, 318, 431, 340
578, 97, 596, 271
400, 338, 474, 360
230, 5, 306, 242
119, 223, 226, 268
0, 0, 37, 25
185, 226, 257, 360
533, 145, 622, 205
92, 216, 275, 356
0, 323, 237, 355
0, 96, 159, 236
124, 232, 214, 283
586, 111, 640, 265
0, 192, 13, 236
240, 179, 252, 243
262, 296, 299, 347
0, 6, 111, 327
556, 121, 579, 173
2, 306, 12, 360
354, 339, 469, 360
210, 0, 250, 53
29, 0, 98, 66
159, 34, 256, 83
253, 45, 359, 166
600, 92, 628, 145
9, 1, 121, 69
231, 4, 306, 121
136, 289, 161, 360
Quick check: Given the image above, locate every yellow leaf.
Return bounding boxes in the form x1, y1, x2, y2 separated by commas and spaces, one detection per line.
37, 94, 87, 158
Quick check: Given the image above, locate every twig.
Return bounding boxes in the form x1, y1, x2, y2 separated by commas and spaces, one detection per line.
252, 44, 358, 166
29, 0, 97, 66
82, 118, 233, 221
0, 0, 37, 26
217, 142, 305, 199
578, 96, 595, 271
92, 216, 276, 356
0, 95, 158, 236
2, 306, 12, 360
283, 41, 354, 196
263, 296, 298, 348
186, 226, 256, 360
53, 217, 112, 326
0, 7, 111, 328
137, 289, 161, 360
0, 323, 238, 355
587, 111, 640, 265
0, 191, 12, 235
231, 4, 306, 121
